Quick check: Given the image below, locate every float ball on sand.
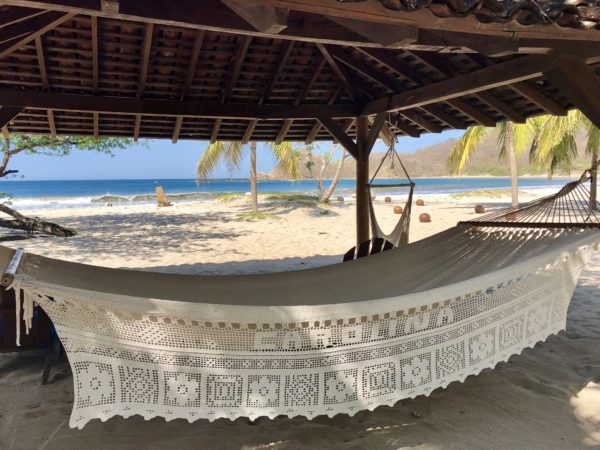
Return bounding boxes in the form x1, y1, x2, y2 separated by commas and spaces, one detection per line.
336, 196, 344, 202
475, 205, 486, 214
416, 199, 425, 206
394, 206, 403, 214
419, 213, 431, 223
384, 196, 392, 203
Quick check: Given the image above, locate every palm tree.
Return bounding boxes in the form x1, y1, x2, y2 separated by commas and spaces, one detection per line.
197, 141, 300, 212
448, 121, 535, 206
304, 143, 348, 202
529, 110, 600, 207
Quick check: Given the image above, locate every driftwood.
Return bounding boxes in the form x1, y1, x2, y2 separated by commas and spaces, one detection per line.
0, 204, 76, 237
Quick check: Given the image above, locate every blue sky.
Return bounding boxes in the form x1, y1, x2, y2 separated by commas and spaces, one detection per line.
7, 130, 463, 180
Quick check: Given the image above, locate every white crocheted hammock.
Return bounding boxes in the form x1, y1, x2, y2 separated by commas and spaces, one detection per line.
4, 173, 600, 429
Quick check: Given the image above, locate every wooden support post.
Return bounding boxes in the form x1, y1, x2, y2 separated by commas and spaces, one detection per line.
355, 116, 369, 247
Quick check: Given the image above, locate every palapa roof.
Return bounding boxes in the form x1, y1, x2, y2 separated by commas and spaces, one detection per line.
0, 0, 598, 145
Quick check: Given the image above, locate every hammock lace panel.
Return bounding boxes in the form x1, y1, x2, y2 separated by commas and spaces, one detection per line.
12, 228, 599, 428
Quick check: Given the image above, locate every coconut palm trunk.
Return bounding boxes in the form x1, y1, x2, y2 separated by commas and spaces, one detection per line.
318, 147, 346, 202
249, 141, 258, 212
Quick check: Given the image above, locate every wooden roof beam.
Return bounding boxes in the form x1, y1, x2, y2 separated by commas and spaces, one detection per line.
328, 45, 396, 93
173, 30, 204, 143
242, 40, 294, 144
447, 99, 495, 128
0, 88, 358, 120
401, 110, 442, 133
172, 116, 183, 143
0, 11, 73, 60
316, 43, 361, 103
222, 36, 251, 102
391, 117, 420, 138
0, 107, 23, 129
274, 55, 326, 145
0, 7, 48, 30
210, 118, 222, 143
91, 16, 99, 93
220, 0, 288, 34
362, 55, 557, 116
408, 50, 518, 124
327, 16, 417, 49
510, 81, 567, 116
135, 22, 153, 142
34, 35, 57, 137
93, 112, 99, 139
305, 85, 344, 144
318, 116, 358, 159
181, 30, 204, 99
543, 55, 600, 129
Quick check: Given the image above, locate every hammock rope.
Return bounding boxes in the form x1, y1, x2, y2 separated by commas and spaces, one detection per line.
461, 169, 600, 229
367, 139, 415, 247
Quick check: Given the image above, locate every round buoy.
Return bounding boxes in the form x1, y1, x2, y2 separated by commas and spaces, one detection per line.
419, 213, 431, 223
475, 204, 485, 214
384, 196, 392, 203
416, 199, 425, 206
336, 196, 344, 202
393, 205, 403, 214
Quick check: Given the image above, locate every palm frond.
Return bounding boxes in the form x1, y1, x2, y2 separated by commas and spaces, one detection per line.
448, 125, 492, 174
196, 141, 243, 180
269, 142, 301, 180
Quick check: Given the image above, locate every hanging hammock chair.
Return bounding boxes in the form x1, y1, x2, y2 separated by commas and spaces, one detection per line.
3, 170, 600, 428
367, 141, 415, 247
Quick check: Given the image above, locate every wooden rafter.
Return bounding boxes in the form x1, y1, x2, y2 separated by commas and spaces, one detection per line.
93, 112, 99, 139
510, 81, 566, 116
543, 55, 600, 129
134, 22, 153, 141
222, 35, 251, 102
328, 46, 396, 93
243, 40, 294, 143
362, 55, 556, 116
318, 116, 357, 159
392, 117, 420, 138
317, 43, 361, 102
210, 118, 222, 143
220, 0, 288, 34
327, 16, 417, 48
305, 85, 344, 144
0, 7, 47, 30
274, 55, 326, 144
0, 11, 73, 60
401, 110, 442, 134
358, 48, 467, 128
34, 34, 57, 137
91, 15, 99, 93
0, 107, 23, 129
172, 30, 204, 143
447, 99, 495, 127
365, 112, 386, 151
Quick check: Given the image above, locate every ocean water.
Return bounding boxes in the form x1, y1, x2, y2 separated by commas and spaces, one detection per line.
0, 177, 572, 210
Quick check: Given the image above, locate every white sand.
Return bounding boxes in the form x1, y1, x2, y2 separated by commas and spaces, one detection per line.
0, 189, 599, 449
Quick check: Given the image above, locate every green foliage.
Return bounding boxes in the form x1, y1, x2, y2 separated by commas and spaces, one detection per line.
529, 110, 600, 175
449, 121, 537, 175
237, 212, 280, 220
265, 193, 318, 202
5, 134, 135, 157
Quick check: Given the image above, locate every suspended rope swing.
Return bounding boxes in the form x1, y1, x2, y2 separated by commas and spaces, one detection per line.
367, 138, 415, 247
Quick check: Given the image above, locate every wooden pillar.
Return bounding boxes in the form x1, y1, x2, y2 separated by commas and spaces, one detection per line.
355, 116, 370, 246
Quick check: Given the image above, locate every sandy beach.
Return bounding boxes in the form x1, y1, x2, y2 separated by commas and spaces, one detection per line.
0, 189, 599, 449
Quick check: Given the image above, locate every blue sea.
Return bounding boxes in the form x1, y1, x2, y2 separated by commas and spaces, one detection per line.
0, 177, 573, 210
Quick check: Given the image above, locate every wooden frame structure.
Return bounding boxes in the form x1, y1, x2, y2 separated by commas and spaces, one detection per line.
0, 0, 599, 244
